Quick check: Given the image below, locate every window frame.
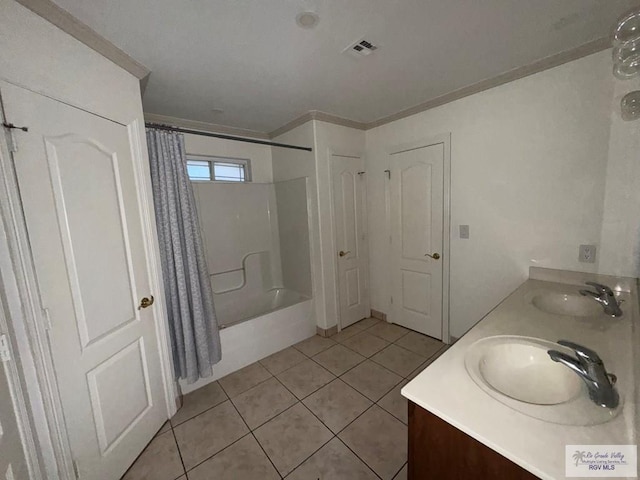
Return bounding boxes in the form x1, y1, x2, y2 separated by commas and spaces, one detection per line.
185, 154, 252, 183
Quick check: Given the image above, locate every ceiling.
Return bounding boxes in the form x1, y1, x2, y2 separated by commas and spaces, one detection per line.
51, 0, 637, 133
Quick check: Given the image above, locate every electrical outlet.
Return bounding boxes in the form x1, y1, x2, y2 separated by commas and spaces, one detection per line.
579, 244, 597, 263
459, 225, 469, 239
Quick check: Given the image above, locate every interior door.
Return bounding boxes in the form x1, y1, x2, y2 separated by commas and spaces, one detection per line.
331, 154, 370, 328
2, 82, 167, 479
0, 332, 28, 480
388, 143, 444, 339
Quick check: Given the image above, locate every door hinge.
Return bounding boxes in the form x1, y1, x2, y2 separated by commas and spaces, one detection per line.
0, 334, 11, 362
72, 460, 80, 479
2, 122, 28, 153
384, 169, 391, 179
390, 296, 394, 305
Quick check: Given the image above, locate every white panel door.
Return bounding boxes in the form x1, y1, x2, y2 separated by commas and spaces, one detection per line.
331, 155, 370, 328
0, 337, 28, 480
2, 83, 166, 479
389, 144, 444, 338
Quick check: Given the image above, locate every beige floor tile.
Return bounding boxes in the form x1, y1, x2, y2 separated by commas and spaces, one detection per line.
187, 434, 279, 480
406, 345, 449, 380
294, 335, 336, 357
219, 362, 272, 398
377, 380, 409, 424
366, 322, 409, 342
394, 332, 444, 358
231, 377, 297, 429
254, 403, 333, 476
371, 344, 425, 377
259, 347, 307, 375
173, 400, 249, 470
286, 437, 378, 480
276, 359, 335, 399
354, 318, 381, 330
341, 332, 390, 357
156, 421, 171, 436
312, 344, 365, 376
340, 360, 402, 401
393, 463, 408, 480
302, 379, 372, 433
338, 405, 408, 480
171, 381, 227, 426
122, 430, 184, 480
330, 325, 363, 343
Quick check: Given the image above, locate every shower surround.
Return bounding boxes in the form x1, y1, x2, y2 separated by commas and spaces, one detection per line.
182, 177, 314, 392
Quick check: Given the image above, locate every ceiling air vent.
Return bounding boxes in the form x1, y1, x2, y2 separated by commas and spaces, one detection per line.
344, 39, 378, 58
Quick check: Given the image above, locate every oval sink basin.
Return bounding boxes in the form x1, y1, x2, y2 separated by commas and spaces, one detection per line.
531, 292, 601, 317
465, 336, 621, 425
466, 336, 582, 405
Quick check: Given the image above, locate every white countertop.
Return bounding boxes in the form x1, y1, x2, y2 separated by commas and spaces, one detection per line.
402, 268, 638, 480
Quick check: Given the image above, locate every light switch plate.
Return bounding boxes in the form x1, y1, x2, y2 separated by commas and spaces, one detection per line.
459, 225, 470, 239
579, 244, 596, 263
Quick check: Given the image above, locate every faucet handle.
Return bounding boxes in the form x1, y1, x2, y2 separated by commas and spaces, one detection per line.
585, 282, 613, 295
557, 340, 602, 365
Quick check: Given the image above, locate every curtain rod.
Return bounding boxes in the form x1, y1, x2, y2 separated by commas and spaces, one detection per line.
145, 123, 312, 152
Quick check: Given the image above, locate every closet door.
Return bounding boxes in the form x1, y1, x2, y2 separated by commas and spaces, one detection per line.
3, 82, 166, 480
388, 143, 444, 339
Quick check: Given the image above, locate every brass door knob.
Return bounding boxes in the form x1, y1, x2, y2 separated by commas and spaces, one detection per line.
424, 253, 440, 260
138, 295, 155, 310
339, 250, 351, 257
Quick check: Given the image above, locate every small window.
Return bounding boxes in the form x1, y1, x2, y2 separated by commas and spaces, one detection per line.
186, 155, 251, 182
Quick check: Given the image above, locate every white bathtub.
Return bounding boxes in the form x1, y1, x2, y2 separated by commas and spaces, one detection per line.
180, 290, 315, 394
215, 288, 309, 329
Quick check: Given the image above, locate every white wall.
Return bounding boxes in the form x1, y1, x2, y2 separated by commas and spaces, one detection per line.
599, 75, 640, 278
193, 182, 283, 293
275, 178, 312, 296
272, 123, 322, 326
365, 51, 617, 338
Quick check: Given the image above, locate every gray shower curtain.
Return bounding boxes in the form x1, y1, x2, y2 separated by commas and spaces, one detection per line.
146, 128, 221, 383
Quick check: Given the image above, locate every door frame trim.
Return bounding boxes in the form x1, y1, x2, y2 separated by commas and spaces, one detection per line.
386, 133, 452, 344
328, 149, 371, 332
0, 81, 179, 478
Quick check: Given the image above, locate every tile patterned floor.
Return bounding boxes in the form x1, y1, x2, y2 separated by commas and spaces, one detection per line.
122, 318, 448, 480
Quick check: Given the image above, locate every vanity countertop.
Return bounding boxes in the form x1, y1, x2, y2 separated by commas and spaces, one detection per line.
402, 267, 638, 480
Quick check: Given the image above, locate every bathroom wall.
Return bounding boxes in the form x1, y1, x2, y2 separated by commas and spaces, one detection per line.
275, 178, 312, 296
365, 50, 617, 338
186, 132, 282, 296
272, 122, 322, 327
599, 74, 640, 278
192, 182, 282, 293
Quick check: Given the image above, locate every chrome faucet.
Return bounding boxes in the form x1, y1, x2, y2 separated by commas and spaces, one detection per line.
547, 340, 619, 409
579, 282, 623, 317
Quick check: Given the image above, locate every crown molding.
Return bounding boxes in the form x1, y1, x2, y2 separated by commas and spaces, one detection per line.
270, 37, 611, 135
144, 113, 271, 140
15, 0, 150, 80
366, 36, 611, 129
269, 110, 366, 138
268, 112, 314, 139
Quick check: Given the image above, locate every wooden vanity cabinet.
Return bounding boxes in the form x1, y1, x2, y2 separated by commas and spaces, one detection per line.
408, 401, 539, 479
